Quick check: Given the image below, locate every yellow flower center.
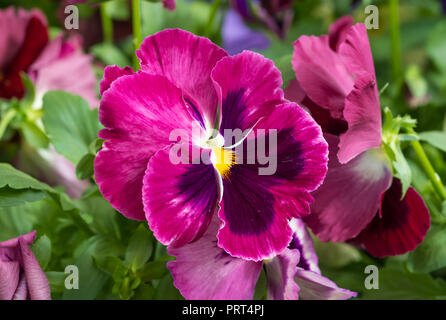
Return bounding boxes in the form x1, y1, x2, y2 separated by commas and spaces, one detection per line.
212, 147, 236, 178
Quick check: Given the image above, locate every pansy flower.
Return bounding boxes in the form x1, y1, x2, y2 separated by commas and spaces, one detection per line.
230, 0, 296, 39
167, 217, 356, 300
285, 16, 430, 257
95, 29, 328, 261
0, 7, 97, 107
0, 231, 50, 300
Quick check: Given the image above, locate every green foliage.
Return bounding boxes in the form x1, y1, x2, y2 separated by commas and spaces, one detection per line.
42, 91, 102, 164
409, 226, 446, 273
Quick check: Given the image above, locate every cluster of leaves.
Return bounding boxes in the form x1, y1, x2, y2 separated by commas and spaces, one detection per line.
0, 88, 181, 299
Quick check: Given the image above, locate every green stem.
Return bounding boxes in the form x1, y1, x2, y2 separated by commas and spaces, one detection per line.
408, 129, 446, 201
100, 2, 114, 44
204, 0, 222, 37
389, 0, 402, 85
0, 108, 17, 140
132, 0, 142, 70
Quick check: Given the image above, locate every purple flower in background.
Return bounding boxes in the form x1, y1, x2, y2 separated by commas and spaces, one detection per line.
222, 9, 270, 55
167, 217, 356, 300
230, 0, 297, 38
0, 231, 51, 300
95, 29, 328, 261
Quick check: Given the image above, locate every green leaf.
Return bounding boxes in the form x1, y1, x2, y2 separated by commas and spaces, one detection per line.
31, 235, 52, 270
42, 91, 102, 164
136, 261, 169, 281
0, 187, 46, 207
0, 163, 52, 191
45, 271, 67, 293
62, 237, 109, 300
125, 224, 153, 271
361, 266, 446, 300
75, 153, 95, 180
313, 237, 361, 268
90, 43, 131, 68
253, 268, 267, 300
94, 255, 127, 280
419, 131, 446, 153
409, 226, 446, 273
20, 121, 49, 149
427, 21, 446, 72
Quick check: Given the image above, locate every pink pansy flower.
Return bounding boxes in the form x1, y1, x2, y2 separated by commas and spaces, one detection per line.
286, 16, 430, 257
95, 29, 328, 261
0, 231, 51, 300
167, 217, 356, 300
0, 7, 97, 107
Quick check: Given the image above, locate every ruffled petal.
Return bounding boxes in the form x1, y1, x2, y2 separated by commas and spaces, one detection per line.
265, 248, 300, 300
0, 12, 48, 99
356, 179, 430, 258
29, 35, 98, 108
288, 219, 320, 273
99, 65, 134, 95
167, 218, 262, 300
338, 23, 376, 78
95, 72, 200, 220
292, 34, 353, 120
217, 103, 328, 261
305, 134, 392, 242
18, 238, 50, 300
0, 7, 46, 70
211, 51, 283, 145
328, 15, 354, 51
295, 269, 357, 300
143, 143, 220, 247
337, 74, 382, 164
137, 29, 227, 128
0, 260, 20, 300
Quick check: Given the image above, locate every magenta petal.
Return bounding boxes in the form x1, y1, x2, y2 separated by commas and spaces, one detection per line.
137, 29, 227, 128
95, 72, 200, 220
328, 15, 354, 51
295, 269, 357, 300
305, 134, 392, 242
284, 79, 306, 105
162, 0, 176, 10
217, 103, 328, 261
357, 179, 430, 258
167, 219, 262, 300
338, 23, 376, 78
292, 35, 353, 120
0, 260, 20, 300
18, 238, 50, 300
337, 74, 382, 164
265, 248, 300, 300
211, 51, 284, 139
143, 143, 220, 247
99, 65, 134, 95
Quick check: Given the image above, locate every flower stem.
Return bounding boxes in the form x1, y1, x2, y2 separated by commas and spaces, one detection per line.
408, 129, 446, 201
204, 0, 222, 37
389, 0, 403, 85
0, 108, 17, 140
132, 0, 142, 70
100, 2, 113, 44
